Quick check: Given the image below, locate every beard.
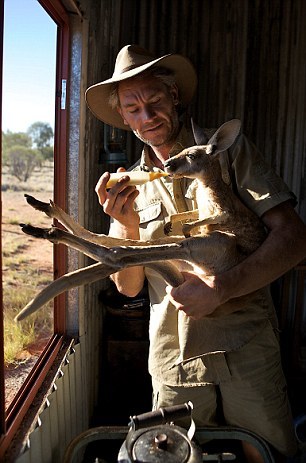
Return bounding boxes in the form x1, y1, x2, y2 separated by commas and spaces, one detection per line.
133, 108, 180, 148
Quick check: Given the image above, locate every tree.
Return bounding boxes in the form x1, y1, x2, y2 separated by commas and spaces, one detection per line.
27, 122, 54, 161
2, 131, 32, 165
40, 145, 54, 161
7, 146, 43, 182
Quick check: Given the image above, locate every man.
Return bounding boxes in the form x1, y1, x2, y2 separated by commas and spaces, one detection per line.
86, 45, 306, 462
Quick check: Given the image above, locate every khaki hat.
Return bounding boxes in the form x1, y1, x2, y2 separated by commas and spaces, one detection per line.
85, 44, 197, 130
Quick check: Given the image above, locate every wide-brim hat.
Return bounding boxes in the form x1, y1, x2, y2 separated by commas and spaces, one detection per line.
85, 44, 197, 130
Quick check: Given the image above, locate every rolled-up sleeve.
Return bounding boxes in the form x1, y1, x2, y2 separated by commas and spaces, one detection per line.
229, 134, 297, 217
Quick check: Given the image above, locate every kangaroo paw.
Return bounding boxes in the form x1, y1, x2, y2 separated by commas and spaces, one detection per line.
24, 194, 52, 216
20, 223, 54, 239
164, 221, 172, 235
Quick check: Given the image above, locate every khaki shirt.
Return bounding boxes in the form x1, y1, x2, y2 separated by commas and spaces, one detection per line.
109, 124, 296, 386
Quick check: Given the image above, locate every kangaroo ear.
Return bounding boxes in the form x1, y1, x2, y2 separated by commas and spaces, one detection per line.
208, 119, 241, 155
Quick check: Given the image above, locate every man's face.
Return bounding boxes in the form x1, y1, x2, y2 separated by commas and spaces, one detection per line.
117, 75, 180, 148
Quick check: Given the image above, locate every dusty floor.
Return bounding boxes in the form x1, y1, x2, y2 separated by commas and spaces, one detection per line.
2, 166, 54, 409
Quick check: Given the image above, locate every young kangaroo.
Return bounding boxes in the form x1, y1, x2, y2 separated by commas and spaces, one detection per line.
163, 119, 265, 255
16, 119, 266, 321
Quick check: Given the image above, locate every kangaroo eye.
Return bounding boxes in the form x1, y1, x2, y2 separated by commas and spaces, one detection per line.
187, 153, 196, 160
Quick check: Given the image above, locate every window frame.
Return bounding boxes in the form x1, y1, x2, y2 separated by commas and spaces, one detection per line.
0, 0, 69, 455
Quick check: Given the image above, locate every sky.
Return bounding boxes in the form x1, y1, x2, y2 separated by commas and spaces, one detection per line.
2, 0, 57, 133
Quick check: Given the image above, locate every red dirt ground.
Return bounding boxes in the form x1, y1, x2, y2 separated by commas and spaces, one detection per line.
3, 189, 54, 408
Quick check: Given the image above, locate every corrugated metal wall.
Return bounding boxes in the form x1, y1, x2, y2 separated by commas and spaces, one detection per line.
84, 0, 306, 231
15, 342, 88, 463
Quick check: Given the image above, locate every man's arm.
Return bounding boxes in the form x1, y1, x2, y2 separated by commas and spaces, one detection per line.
95, 171, 146, 297
166, 201, 306, 319
108, 220, 146, 297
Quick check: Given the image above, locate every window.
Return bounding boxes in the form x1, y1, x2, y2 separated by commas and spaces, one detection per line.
0, 0, 69, 454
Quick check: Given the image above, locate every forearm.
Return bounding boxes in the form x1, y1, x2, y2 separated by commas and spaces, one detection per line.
109, 220, 146, 297
166, 202, 306, 319
95, 171, 146, 296
217, 207, 306, 304
111, 267, 145, 297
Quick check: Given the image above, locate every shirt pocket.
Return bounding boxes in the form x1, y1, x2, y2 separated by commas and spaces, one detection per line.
136, 202, 165, 240
138, 202, 162, 224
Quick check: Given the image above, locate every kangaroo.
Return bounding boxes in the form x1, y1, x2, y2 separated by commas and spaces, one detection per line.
16, 119, 266, 321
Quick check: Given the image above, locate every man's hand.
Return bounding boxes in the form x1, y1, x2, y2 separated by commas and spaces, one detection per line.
166, 201, 306, 320
166, 272, 225, 319
95, 167, 145, 296
95, 167, 140, 233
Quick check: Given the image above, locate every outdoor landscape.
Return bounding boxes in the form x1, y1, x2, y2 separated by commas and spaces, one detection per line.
2, 123, 54, 408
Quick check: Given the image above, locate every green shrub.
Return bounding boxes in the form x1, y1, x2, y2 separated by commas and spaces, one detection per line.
7, 145, 43, 182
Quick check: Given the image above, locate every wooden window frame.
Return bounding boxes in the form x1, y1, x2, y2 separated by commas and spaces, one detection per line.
0, 0, 69, 455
